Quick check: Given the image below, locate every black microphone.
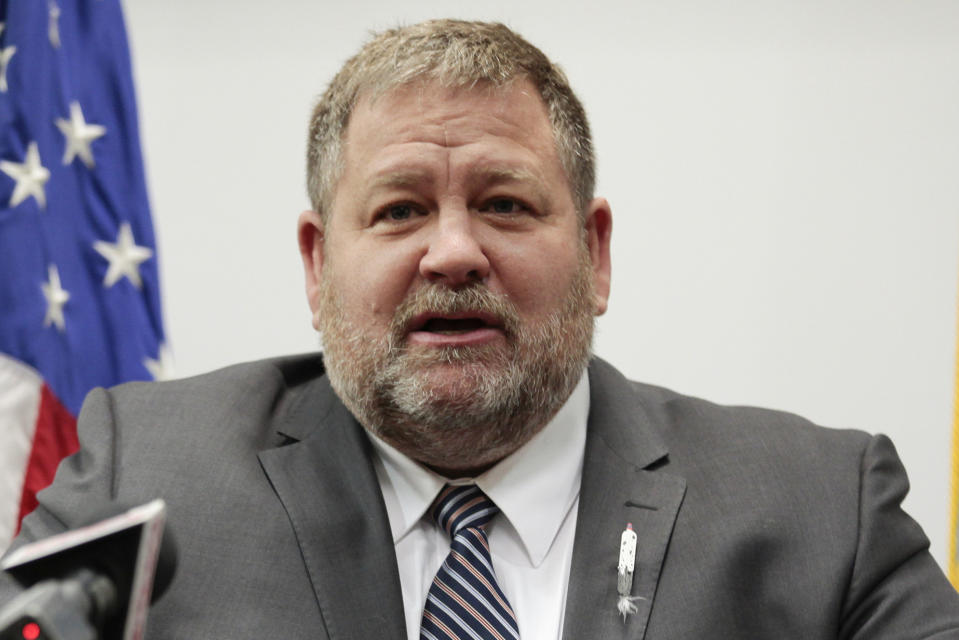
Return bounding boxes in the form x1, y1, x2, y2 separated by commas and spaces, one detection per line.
0, 500, 176, 640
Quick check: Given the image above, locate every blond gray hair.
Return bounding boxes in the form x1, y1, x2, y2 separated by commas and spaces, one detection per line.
306, 19, 595, 220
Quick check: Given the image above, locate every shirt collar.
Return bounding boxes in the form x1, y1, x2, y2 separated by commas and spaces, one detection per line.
368, 371, 589, 567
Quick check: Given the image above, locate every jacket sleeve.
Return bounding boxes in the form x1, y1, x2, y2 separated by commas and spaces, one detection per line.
840, 434, 959, 639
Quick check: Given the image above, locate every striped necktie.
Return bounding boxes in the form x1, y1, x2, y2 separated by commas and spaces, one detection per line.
420, 484, 520, 640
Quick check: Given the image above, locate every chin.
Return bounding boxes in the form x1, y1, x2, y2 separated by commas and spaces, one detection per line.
410, 359, 509, 401
383, 354, 523, 425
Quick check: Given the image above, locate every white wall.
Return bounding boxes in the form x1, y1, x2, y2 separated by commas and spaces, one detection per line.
124, 0, 959, 569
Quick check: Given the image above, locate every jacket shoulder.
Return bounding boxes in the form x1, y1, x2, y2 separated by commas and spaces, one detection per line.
108, 352, 325, 400
623, 375, 874, 463
78, 353, 328, 454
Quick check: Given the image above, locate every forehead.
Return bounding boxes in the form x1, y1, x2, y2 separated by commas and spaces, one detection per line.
338, 79, 564, 183
354, 78, 550, 130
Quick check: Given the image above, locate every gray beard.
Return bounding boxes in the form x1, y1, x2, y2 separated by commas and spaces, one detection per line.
318, 250, 595, 474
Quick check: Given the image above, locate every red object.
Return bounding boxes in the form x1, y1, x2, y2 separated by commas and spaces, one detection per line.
15, 384, 79, 533
21, 622, 41, 640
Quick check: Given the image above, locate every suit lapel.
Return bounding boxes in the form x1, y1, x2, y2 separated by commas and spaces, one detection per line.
253, 355, 684, 640
562, 359, 687, 640
258, 371, 406, 640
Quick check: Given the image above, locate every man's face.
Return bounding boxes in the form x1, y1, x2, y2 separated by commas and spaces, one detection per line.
298, 79, 611, 475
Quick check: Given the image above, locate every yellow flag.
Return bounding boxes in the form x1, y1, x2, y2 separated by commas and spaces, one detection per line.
951, 282, 959, 587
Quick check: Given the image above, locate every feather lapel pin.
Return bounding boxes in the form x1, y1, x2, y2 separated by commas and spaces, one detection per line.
617, 523, 644, 620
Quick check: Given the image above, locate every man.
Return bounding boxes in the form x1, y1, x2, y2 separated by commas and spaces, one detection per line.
2, 19, 959, 639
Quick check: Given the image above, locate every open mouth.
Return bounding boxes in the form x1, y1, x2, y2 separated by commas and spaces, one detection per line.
408, 312, 504, 336
420, 317, 489, 335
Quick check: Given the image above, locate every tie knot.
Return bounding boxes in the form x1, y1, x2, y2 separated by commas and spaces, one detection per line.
430, 484, 499, 538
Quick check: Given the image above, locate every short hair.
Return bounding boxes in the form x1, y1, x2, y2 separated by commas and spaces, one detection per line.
306, 19, 595, 221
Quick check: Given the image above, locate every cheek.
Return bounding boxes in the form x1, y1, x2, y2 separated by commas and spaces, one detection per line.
493, 236, 583, 315
327, 241, 421, 322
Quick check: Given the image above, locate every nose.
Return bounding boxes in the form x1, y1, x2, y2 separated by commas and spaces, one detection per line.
418, 208, 490, 286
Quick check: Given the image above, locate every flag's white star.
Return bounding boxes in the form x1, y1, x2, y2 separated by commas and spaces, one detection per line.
144, 343, 174, 381
55, 101, 106, 168
48, 3, 61, 49
41, 264, 70, 331
93, 222, 153, 288
0, 142, 50, 209
0, 24, 15, 93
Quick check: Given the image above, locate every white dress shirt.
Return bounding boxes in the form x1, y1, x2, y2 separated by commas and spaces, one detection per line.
368, 372, 590, 640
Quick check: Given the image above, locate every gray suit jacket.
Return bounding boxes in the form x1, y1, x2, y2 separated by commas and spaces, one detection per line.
2, 354, 958, 638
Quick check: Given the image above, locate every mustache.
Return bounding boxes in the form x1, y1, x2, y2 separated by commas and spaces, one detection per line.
389, 284, 521, 344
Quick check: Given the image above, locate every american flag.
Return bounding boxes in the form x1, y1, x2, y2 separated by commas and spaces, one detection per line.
0, 0, 167, 550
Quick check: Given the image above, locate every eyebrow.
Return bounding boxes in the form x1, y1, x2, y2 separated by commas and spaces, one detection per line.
467, 166, 549, 205
365, 165, 549, 203
368, 170, 433, 191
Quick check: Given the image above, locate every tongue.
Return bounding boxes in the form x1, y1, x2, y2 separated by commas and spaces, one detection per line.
422, 318, 486, 333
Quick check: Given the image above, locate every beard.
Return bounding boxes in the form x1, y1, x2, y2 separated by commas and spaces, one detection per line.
317, 247, 595, 475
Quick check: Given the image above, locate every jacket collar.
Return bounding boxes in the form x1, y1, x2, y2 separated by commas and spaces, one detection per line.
561, 358, 686, 640
259, 357, 408, 640
259, 354, 686, 640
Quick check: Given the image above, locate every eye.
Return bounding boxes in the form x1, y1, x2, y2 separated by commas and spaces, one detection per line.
481, 198, 527, 214
385, 204, 414, 220
375, 202, 424, 223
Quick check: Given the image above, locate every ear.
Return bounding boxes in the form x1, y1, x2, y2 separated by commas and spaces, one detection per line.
583, 197, 612, 315
297, 210, 326, 330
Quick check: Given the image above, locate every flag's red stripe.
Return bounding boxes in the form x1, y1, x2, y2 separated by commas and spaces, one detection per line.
15, 384, 78, 533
